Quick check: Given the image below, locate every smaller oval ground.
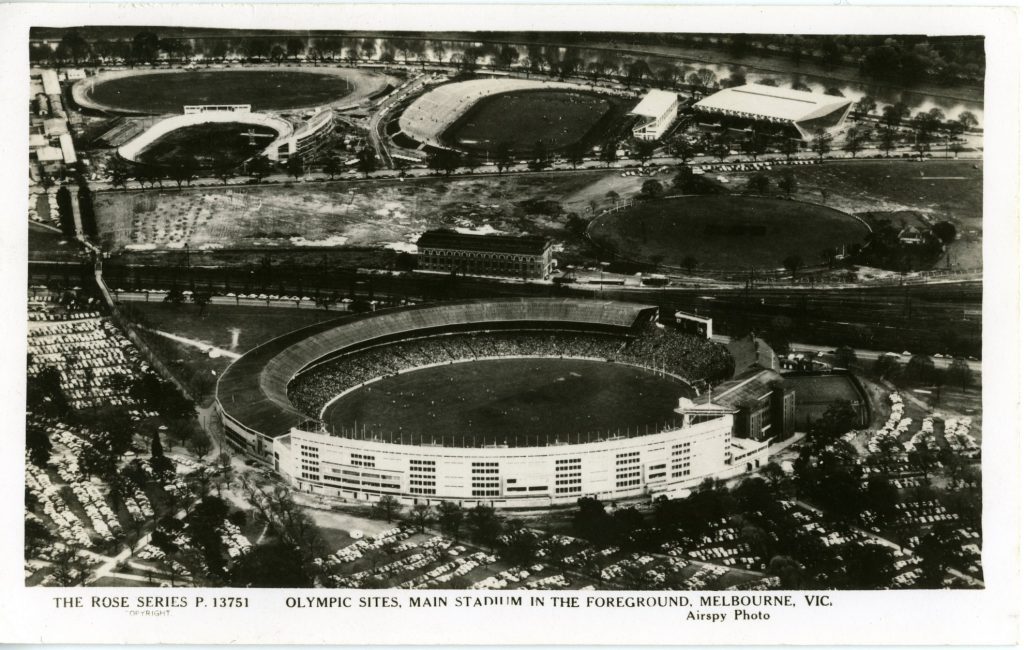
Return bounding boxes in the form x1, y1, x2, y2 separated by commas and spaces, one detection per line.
134, 122, 279, 169
81, 68, 357, 113
588, 195, 869, 271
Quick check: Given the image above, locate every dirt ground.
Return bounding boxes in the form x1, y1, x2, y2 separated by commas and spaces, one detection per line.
93, 172, 603, 252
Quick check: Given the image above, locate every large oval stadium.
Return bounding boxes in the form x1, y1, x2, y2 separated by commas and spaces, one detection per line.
216, 298, 750, 507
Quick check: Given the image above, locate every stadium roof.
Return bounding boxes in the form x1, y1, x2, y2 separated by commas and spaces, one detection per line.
727, 334, 780, 378
217, 299, 657, 439
40, 69, 60, 96
712, 368, 787, 410
630, 89, 679, 119
693, 84, 851, 123
417, 230, 551, 255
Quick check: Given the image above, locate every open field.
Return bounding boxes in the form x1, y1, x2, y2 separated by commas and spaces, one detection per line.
442, 90, 623, 154
589, 195, 868, 270
92, 172, 599, 251
85, 69, 354, 113
123, 302, 341, 352
718, 160, 984, 270
28, 223, 81, 262
136, 122, 278, 169
323, 358, 686, 442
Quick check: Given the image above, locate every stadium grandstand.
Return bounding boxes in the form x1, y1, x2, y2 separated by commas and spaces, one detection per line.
693, 84, 853, 140
214, 299, 769, 507
630, 89, 679, 141
398, 77, 625, 151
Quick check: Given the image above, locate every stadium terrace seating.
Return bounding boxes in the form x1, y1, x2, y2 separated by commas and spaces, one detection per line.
218, 299, 658, 438
398, 77, 630, 149
287, 326, 732, 420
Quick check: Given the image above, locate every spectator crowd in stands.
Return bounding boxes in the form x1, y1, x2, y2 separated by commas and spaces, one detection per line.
289, 326, 733, 417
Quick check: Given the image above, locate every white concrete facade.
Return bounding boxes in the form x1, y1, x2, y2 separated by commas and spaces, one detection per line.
274, 403, 734, 508
630, 89, 679, 141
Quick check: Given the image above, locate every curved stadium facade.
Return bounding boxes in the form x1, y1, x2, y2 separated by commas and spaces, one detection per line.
217, 299, 751, 508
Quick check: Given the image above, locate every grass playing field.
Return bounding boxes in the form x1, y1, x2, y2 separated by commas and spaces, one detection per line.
442, 90, 624, 155
135, 122, 278, 169
588, 195, 869, 271
86, 69, 354, 113
322, 358, 686, 444
717, 160, 984, 270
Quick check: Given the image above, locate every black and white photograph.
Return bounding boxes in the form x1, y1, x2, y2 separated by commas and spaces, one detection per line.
1, 2, 1019, 645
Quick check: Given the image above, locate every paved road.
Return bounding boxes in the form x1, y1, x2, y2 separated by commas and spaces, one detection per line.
787, 342, 980, 372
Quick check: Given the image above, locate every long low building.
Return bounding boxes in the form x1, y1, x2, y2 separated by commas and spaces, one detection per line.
693, 84, 853, 140
215, 299, 772, 508
416, 230, 554, 279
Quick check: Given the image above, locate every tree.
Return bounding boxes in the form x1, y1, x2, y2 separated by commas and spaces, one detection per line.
286, 37, 306, 60
812, 129, 832, 160
746, 173, 771, 195
878, 127, 898, 157
187, 430, 213, 460
873, 354, 901, 380
487, 142, 511, 174
370, 495, 402, 523
782, 254, 803, 280
904, 353, 936, 384
408, 503, 433, 533
132, 31, 161, 64
809, 400, 859, 448
640, 179, 664, 199
109, 160, 131, 191
355, 146, 377, 178
435, 501, 464, 539
779, 138, 799, 162
599, 142, 618, 168
286, 156, 305, 180
169, 160, 197, 189
466, 505, 502, 548
51, 545, 90, 586
681, 255, 699, 275
882, 103, 909, 129
778, 170, 797, 198
58, 29, 92, 63
834, 345, 857, 369
26, 421, 53, 467
427, 149, 461, 176
946, 358, 972, 391
231, 542, 311, 587
528, 141, 550, 172
957, 111, 979, 131
709, 136, 731, 163
742, 132, 767, 160
247, 156, 273, 183
322, 156, 342, 180
80, 440, 119, 482
668, 137, 695, 165
565, 142, 586, 170
633, 140, 657, 167
931, 221, 957, 246
853, 95, 877, 120
686, 68, 717, 94
842, 134, 865, 158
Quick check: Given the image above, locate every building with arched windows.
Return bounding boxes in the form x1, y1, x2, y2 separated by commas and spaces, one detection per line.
415, 230, 554, 279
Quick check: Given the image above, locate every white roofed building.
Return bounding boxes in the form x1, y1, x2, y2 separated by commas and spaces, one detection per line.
693, 84, 853, 140
630, 89, 679, 141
